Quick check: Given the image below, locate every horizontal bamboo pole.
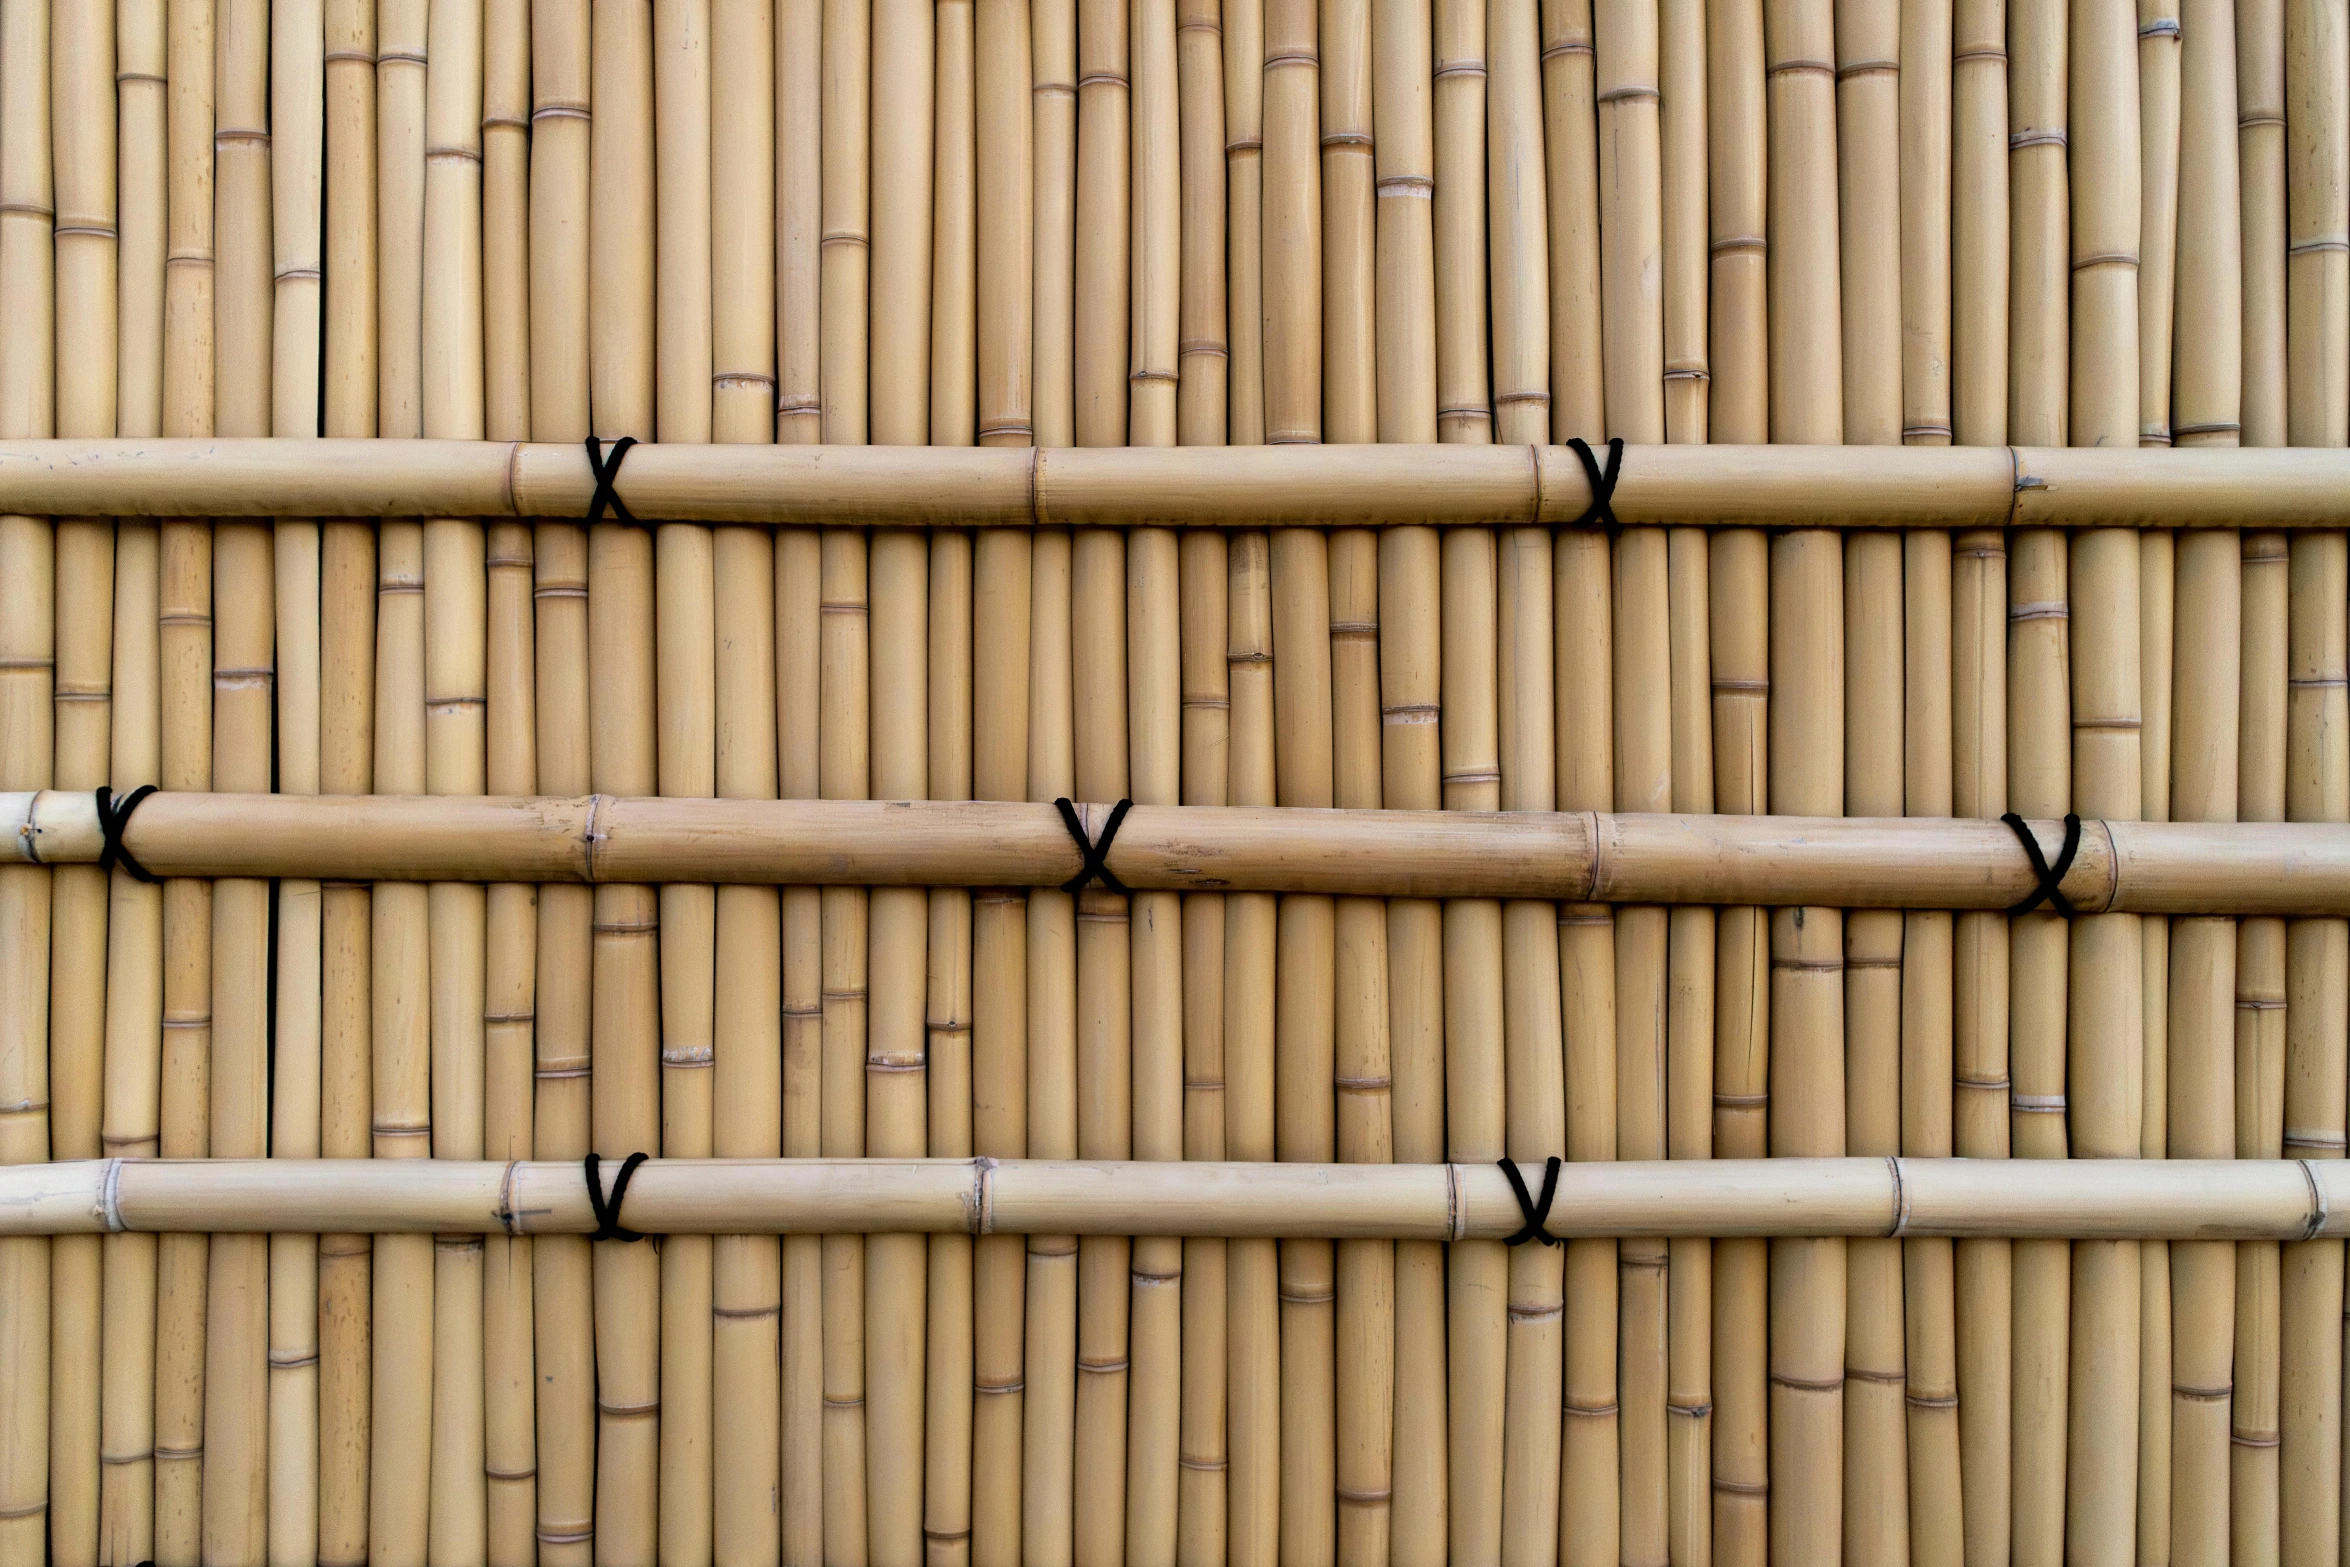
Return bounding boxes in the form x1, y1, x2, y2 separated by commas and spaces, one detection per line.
8, 790, 2350, 914
1, 440, 2349, 528
2, 1157, 2345, 1242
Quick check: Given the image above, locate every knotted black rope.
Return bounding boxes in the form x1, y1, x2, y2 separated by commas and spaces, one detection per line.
2000, 812, 2083, 917
95, 785, 160, 884
1054, 797, 1133, 895
584, 434, 640, 526
1498, 1155, 1564, 1247
584, 1151, 651, 1242
1564, 436, 1625, 532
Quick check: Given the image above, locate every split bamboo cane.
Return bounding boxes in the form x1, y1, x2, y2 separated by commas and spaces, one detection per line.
47, 2, 119, 1557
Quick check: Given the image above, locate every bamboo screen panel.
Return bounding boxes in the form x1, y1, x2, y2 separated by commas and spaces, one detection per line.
0, 1, 2346, 1567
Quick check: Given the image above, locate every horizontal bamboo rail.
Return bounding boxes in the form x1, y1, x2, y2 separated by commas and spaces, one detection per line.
2, 1158, 2341, 1243
4, 439, 2350, 528
8, 789, 2348, 914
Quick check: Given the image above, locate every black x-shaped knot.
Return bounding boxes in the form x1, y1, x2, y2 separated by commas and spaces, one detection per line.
1498, 1155, 1563, 1246
584, 435, 640, 526
1565, 436, 1625, 532
1053, 797, 1133, 895
2000, 812, 2083, 917
95, 785, 161, 884
584, 1151, 651, 1242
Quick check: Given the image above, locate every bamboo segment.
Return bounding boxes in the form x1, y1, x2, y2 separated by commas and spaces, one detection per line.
777, 531, 824, 1566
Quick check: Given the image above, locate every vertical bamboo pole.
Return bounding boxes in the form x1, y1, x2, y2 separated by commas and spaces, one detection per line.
2286, 0, 2346, 444
1035, 0, 1077, 447
2279, 535, 2347, 1567
1222, 0, 1263, 443
1319, 0, 1372, 448
935, 0, 976, 453
818, 530, 870, 1567
777, 0, 821, 443
1704, 7, 1767, 1561
713, 0, 781, 1560
1538, 0, 1593, 439
1433, 0, 1487, 444
2137, 0, 2180, 447
2240, 0, 2285, 448
1372, 1, 1444, 1555
1074, 0, 1126, 446
1950, 0, 2006, 451
1176, 0, 1225, 445
1555, 532, 1612, 1567
1835, 0, 1898, 446
100, 517, 162, 1567
1441, 526, 1504, 1565
977, 0, 1036, 450
1222, 534, 1277, 1567
2232, 537, 2286, 1567
483, 0, 530, 443
48, 2, 118, 1558
1127, 7, 1184, 1555
777, 529, 824, 1566
1024, 531, 1077, 1567
526, 5, 593, 1557
1659, 0, 1706, 442
1900, 0, 1950, 447
1262, 0, 1316, 450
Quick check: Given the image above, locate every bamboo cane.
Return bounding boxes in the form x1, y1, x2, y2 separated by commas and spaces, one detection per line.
1222, 0, 1262, 445
1223, 533, 1278, 1567
2240, 0, 2285, 448
483, 0, 529, 442
874, 0, 935, 447
1834, 0, 1897, 446
1073, 0, 1127, 449
1658, 0, 1705, 444
2171, 0, 2238, 455
324, 0, 375, 444
1176, 0, 1225, 447
1432, 0, 1487, 444
2138, 528, 2175, 1567
1024, 530, 1077, 1566
2138, 0, 2180, 448
1898, 0, 1951, 448
1706, 0, 1763, 447
776, 0, 820, 444
977, 0, 1037, 453
1950, 0, 2005, 450
935, 0, 977, 448
1034, 0, 1076, 448
1318, 0, 1372, 450
1535, 0, 1589, 441
47, 2, 119, 1556
1175, 529, 1227, 1567
777, 529, 824, 1566
118, 0, 165, 452
377, 0, 423, 441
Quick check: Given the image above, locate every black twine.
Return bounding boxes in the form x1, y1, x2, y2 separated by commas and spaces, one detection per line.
1054, 797, 1134, 895
584, 435, 640, 526
584, 1151, 651, 1242
2000, 812, 2083, 917
1498, 1156, 1564, 1246
1564, 436, 1625, 532
95, 785, 160, 884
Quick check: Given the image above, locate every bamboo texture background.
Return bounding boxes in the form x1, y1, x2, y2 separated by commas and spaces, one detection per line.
0, 1, 2347, 1566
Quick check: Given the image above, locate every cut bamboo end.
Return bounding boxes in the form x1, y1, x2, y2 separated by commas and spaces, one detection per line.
3, 1156, 2343, 1241
4, 440, 2350, 526
7, 789, 2350, 913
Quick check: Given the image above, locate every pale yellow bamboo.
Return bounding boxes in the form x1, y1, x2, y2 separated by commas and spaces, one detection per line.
1073, 0, 1127, 448
1535, 0, 1590, 440
776, 530, 824, 1565
1222, 0, 1263, 444
1834, 0, 1898, 445
1658, 0, 1705, 442
1318, 0, 1371, 448
935, 0, 978, 447
2138, 0, 2180, 447
976, 0, 1034, 448
2240, 0, 2286, 448
1034, 0, 1076, 447
118, 0, 165, 449
873, 0, 935, 447
1705, 0, 1764, 445
1432, 0, 1487, 444
776, 0, 821, 443
323, 0, 376, 443
1950, 0, 2006, 449
1899, 0, 1951, 446
1176, 0, 1224, 446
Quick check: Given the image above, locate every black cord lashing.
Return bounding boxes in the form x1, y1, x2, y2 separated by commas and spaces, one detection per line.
584, 1151, 651, 1242
1054, 797, 1134, 895
2000, 812, 2083, 917
1565, 436, 1625, 532
584, 434, 640, 526
1498, 1155, 1564, 1246
95, 785, 161, 884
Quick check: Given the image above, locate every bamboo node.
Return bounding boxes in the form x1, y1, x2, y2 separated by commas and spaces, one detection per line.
820, 1396, 866, 1409
530, 102, 590, 121
266, 1351, 320, 1369
1766, 58, 1835, 77
1904, 1393, 1958, 1409
1506, 1300, 1562, 1321
2008, 600, 2069, 623
2299, 1160, 2328, 1238
2170, 1382, 2230, 1402
426, 148, 485, 167
1845, 1366, 1905, 1384
1668, 1401, 1713, 1418
2137, 16, 2179, 36
1079, 1355, 1133, 1373
1713, 1477, 1768, 1496
0, 202, 53, 220
485, 1466, 538, 1482
1431, 59, 1488, 78
482, 115, 530, 131
923, 1528, 974, 1544
2288, 239, 2350, 257
1565, 1400, 1621, 1417
2285, 1131, 2349, 1149
2171, 422, 2241, 438
712, 1303, 782, 1320
2231, 1431, 2281, 1449
2010, 1095, 2067, 1114
1376, 175, 1433, 198
275, 266, 323, 284
1597, 85, 1662, 103
214, 130, 271, 148
98, 1449, 155, 1466
2240, 113, 2285, 128
1713, 1093, 1768, 1107
116, 69, 169, 82
1709, 236, 1766, 257
1337, 1488, 1393, 1505
1767, 1372, 1843, 1393
1078, 72, 1132, 88
0, 1501, 47, 1520
1320, 132, 1373, 149
1179, 1456, 1229, 1472
535, 1526, 595, 1545
378, 48, 427, 64
51, 226, 116, 240
2071, 252, 2140, 274
1263, 50, 1317, 67
662, 1046, 717, 1067
1833, 60, 1897, 79
2008, 130, 2067, 151
1535, 42, 1586, 61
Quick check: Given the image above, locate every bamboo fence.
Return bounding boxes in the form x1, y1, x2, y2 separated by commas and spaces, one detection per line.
2, 4, 2349, 1567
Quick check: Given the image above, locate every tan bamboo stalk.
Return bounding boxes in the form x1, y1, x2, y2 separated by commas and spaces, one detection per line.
1324, 534, 1392, 1567
47, 1, 118, 1556
1533, 0, 1589, 441
1175, 531, 1227, 1567
323, 0, 376, 443
162, 0, 212, 442
1318, 0, 1372, 449
2241, 0, 2286, 448
776, 530, 824, 1566
1441, 527, 1505, 1563
2230, 536, 2287, 1566
2167, 532, 2238, 1567
1432, 0, 1488, 444
873, 0, 935, 445
1269, 528, 1336, 1566
2279, 534, 2347, 1567
377, 0, 424, 440
1555, 532, 1613, 1567
1222, 0, 1263, 444
2008, 0, 2067, 451
1659, 0, 1705, 442
1834, 0, 1898, 445
1074, 0, 1128, 448
1024, 532, 1077, 1566
99, 521, 162, 1567
656, 0, 715, 444
1706, 0, 1764, 445
776, 0, 821, 443
2287, 2, 2348, 449
118, 0, 165, 451
1898, 0, 1950, 446
1598, 0, 1662, 446
1108, 528, 1178, 1567
935, 0, 978, 448
1950, 0, 2005, 450
1261, 0, 1316, 451
1373, 1, 1443, 1555
1223, 534, 1279, 1566
2166, 0, 2237, 454
483, 0, 529, 442
1177, 0, 1226, 446
817, 531, 871, 1566
977, 0, 1035, 448
1034, 0, 1077, 447
866, 533, 930, 1567
370, 523, 431, 1567
2138, 0, 2180, 446
2137, 530, 2175, 1567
